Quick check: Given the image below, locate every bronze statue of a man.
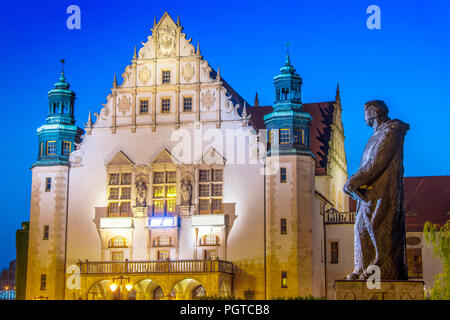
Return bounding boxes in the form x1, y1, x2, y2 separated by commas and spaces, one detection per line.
344, 100, 409, 280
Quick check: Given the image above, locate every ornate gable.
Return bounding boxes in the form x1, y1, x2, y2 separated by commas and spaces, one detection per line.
107, 151, 135, 168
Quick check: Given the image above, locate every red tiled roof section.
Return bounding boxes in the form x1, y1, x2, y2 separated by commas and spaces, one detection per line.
404, 176, 450, 232
247, 102, 336, 175
347, 176, 450, 231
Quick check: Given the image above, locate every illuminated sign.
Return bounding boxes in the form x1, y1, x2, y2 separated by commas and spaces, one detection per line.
148, 216, 178, 228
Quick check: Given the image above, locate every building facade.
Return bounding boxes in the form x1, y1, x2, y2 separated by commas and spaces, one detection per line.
25, 12, 353, 300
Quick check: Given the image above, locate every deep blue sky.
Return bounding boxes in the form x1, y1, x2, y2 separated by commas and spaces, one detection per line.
0, 0, 449, 268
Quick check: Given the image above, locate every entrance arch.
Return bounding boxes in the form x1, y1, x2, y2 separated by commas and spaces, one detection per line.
133, 279, 164, 300
86, 280, 115, 300
170, 278, 206, 300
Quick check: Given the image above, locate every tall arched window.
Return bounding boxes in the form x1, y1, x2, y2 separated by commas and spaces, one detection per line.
200, 234, 219, 246
108, 236, 128, 248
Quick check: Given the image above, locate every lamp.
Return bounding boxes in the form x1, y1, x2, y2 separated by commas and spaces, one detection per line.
109, 283, 118, 292
125, 284, 133, 291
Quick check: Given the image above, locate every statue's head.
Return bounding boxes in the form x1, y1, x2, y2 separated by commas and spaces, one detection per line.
364, 100, 389, 127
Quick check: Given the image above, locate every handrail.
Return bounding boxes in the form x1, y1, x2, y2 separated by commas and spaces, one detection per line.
77, 259, 234, 275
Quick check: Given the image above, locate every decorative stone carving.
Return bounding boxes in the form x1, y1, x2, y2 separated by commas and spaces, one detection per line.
135, 178, 148, 207
180, 178, 193, 206
121, 65, 133, 87
138, 65, 151, 85
139, 38, 153, 59
182, 63, 195, 82
118, 95, 131, 116
344, 100, 410, 280
201, 90, 216, 110
157, 24, 176, 57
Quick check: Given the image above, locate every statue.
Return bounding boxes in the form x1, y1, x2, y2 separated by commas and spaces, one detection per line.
344, 100, 409, 280
135, 179, 147, 207
180, 179, 192, 206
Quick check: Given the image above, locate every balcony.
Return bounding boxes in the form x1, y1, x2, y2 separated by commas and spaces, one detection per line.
78, 259, 234, 275
324, 212, 355, 224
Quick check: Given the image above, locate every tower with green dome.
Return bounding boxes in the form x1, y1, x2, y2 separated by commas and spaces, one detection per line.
33, 60, 83, 167
264, 49, 317, 298
264, 49, 313, 157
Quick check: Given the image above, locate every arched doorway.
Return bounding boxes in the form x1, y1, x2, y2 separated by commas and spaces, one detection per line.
86, 280, 115, 300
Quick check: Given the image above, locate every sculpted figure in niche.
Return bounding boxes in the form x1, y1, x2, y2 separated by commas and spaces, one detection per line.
181, 179, 192, 206
135, 178, 147, 207
344, 100, 409, 280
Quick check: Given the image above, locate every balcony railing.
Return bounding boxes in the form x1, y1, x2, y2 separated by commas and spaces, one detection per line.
324, 212, 355, 224
78, 259, 234, 275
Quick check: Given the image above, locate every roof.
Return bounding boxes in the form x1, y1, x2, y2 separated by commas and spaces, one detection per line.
247, 101, 336, 175
348, 176, 450, 231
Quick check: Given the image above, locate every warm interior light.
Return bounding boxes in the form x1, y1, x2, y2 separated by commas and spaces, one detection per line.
109, 283, 118, 292
125, 284, 133, 291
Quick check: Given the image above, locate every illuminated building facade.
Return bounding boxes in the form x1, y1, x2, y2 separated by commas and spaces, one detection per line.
26, 12, 352, 300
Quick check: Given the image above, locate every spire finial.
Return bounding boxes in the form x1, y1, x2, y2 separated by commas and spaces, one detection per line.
335, 82, 341, 105
153, 16, 157, 28
216, 66, 221, 80
242, 101, 248, 118
285, 43, 291, 65
113, 73, 117, 88
196, 41, 200, 55
133, 46, 137, 60
254, 92, 260, 106
59, 59, 66, 81
177, 15, 180, 26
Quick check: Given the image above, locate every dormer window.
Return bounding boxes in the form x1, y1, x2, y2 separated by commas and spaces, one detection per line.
62, 141, 71, 156
279, 129, 290, 144
46, 141, 57, 155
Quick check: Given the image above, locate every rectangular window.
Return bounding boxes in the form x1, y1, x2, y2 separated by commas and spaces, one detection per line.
45, 177, 52, 192
158, 250, 169, 260
294, 129, 304, 145
212, 199, 222, 214
62, 141, 71, 156
199, 184, 210, 197
109, 173, 120, 185
166, 171, 177, 183
199, 199, 209, 213
330, 241, 339, 264
281, 271, 287, 288
212, 169, 223, 182
121, 173, 131, 185
162, 98, 171, 113
40, 274, 47, 290
280, 168, 287, 183
140, 99, 149, 114
183, 97, 192, 111
153, 200, 165, 216
112, 251, 124, 262
43, 225, 49, 240
153, 186, 165, 198
40, 142, 44, 157
162, 70, 171, 84
280, 219, 287, 235
46, 141, 57, 155
279, 129, 290, 144
166, 185, 177, 198
108, 187, 119, 200
120, 187, 131, 199
167, 199, 176, 213
153, 172, 165, 184
199, 170, 210, 182
212, 184, 222, 196
108, 202, 119, 217
120, 202, 131, 216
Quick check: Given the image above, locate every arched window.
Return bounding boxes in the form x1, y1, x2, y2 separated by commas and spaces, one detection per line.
153, 235, 173, 247
108, 236, 128, 248
200, 234, 219, 246
192, 285, 206, 298
153, 287, 164, 300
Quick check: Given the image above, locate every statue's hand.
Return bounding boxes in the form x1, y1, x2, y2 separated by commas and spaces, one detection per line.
343, 181, 354, 197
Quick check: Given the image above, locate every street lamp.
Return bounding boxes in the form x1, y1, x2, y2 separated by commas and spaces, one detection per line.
109, 276, 133, 300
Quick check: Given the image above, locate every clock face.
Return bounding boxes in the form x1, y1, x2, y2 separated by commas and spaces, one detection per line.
158, 25, 176, 57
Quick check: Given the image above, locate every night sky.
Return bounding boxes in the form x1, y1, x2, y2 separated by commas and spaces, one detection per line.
0, 0, 449, 268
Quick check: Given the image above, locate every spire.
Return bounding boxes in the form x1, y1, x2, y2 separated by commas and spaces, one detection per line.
242, 102, 248, 118
280, 43, 296, 74
254, 92, 260, 106
196, 41, 200, 55
335, 83, 341, 105
85, 110, 93, 128
153, 16, 157, 28
216, 66, 221, 80
133, 46, 137, 60
59, 59, 66, 82
113, 73, 118, 88
285, 43, 291, 65
177, 15, 180, 26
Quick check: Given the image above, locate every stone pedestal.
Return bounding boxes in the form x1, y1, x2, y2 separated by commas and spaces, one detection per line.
335, 280, 424, 300
133, 206, 149, 218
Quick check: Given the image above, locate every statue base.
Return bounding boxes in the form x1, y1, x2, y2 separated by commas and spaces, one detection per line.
133, 206, 149, 218
335, 279, 424, 300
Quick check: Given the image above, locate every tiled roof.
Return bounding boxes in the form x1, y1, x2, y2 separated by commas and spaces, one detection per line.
348, 176, 450, 232
247, 102, 336, 175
